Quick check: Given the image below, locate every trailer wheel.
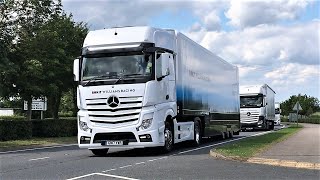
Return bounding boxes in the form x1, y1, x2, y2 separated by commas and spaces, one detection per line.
191, 120, 201, 146
162, 121, 174, 153
225, 131, 230, 139
270, 121, 275, 130
229, 131, 234, 138
91, 148, 109, 156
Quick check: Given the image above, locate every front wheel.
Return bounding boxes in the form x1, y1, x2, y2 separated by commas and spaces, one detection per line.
162, 121, 174, 153
91, 148, 109, 156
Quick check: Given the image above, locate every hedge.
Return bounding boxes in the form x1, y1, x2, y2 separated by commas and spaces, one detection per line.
0, 118, 77, 141
0, 116, 26, 121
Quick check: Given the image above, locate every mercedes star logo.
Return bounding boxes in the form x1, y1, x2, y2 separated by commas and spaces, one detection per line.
247, 112, 251, 116
107, 95, 120, 108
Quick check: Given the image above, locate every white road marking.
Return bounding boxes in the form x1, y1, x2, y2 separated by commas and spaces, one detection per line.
67, 130, 273, 180
173, 131, 271, 155
66, 172, 97, 180
119, 164, 132, 169
95, 173, 139, 180
102, 168, 117, 172
28, 157, 50, 161
0, 144, 77, 154
148, 156, 168, 162
135, 162, 145, 165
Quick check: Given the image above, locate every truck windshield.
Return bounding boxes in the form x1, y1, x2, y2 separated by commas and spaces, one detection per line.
275, 108, 280, 114
240, 96, 263, 108
81, 53, 153, 85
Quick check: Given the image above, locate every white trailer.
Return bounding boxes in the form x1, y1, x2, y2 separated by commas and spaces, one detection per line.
73, 26, 240, 155
240, 84, 276, 130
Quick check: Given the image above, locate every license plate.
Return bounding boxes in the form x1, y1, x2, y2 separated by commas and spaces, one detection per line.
102, 140, 123, 146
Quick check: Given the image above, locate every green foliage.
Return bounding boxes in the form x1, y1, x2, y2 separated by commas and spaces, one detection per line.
0, 116, 25, 121
298, 112, 320, 124
32, 118, 77, 137
59, 89, 75, 116
0, 0, 87, 120
281, 94, 320, 116
0, 120, 33, 140
0, 118, 77, 141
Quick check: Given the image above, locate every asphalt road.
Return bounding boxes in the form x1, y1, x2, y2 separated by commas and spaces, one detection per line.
1, 125, 319, 180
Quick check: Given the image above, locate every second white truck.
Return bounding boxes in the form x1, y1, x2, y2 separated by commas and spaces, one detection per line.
240, 84, 276, 130
275, 102, 281, 125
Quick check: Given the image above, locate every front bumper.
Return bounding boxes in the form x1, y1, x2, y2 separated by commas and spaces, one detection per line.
77, 107, 165, 150
241, 122, 263, 129
78, 125, 164, 149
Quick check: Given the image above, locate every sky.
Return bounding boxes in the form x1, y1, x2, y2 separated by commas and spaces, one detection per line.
62, 0, 320, 103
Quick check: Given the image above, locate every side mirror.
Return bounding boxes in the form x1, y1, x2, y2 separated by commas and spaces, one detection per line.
73, 58, 80, 82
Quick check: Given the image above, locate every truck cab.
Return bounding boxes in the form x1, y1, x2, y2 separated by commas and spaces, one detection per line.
240, 84, 275, 130
275, 102, 281, 125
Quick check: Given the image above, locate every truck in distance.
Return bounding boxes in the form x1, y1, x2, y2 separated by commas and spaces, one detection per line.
275, 102, 281, 125
73, 26, 240, 155
240, 84, 276, 130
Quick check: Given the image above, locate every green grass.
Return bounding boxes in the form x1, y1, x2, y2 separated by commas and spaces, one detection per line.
215, 125, 303, 161
0, 136, 77, 151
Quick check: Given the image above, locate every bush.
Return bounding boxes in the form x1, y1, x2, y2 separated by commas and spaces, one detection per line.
0, 116, 25, 121
0, 117, 77, 141
298, 112, 320, 124
32, 118, 77, 137
0, 120, 32, 141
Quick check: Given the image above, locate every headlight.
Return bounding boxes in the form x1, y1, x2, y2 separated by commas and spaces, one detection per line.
137, 113, 153, 131
79, 117, 90, 132
258, 116, 264, 124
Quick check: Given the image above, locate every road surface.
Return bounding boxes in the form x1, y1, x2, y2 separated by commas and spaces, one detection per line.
1, 126, 319, 180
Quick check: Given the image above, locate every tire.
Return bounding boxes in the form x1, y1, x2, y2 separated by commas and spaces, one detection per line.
91, 148, 109, 156
225, 131, 230, 139
191, 120, 201, 147
229, 131, 234, 138
221, 132, 225, 139
270, 121, 275, 130
162, 121, 174, 153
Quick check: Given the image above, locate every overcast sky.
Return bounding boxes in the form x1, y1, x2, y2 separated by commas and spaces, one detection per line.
62, 0, 320, 102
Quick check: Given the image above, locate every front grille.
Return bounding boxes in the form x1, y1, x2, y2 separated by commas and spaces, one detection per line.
86, 96, 142, 124
240, 112, 259, 123
93, 132, 137, 143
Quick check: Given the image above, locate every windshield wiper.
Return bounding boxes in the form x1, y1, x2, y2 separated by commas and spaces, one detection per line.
114, 74, 141, 85
83, 74, 114, 86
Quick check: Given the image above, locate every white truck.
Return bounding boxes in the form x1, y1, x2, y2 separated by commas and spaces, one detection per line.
240, 84, 276, 130
275, 102, 281, 125
73, 26, 240, 155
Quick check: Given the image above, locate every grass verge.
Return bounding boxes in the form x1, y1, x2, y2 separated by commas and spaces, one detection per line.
214, 125, 303, 161
0, 136, 77, 151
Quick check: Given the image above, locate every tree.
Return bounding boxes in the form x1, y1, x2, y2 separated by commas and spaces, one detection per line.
33, 14, 87, 119
281, 94, 320, 116
0, 0, 87, 119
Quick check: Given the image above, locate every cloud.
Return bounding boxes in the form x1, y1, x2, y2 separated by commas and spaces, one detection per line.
225, 0, 309, 28
203, 11, 221, 31
63, 0, 175, 29
188, 20, 319, 66
264, 63, 320, 99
